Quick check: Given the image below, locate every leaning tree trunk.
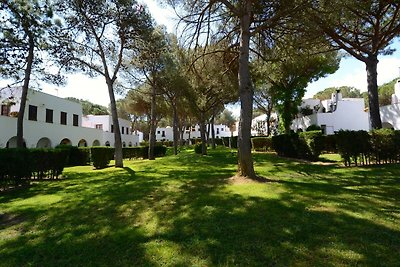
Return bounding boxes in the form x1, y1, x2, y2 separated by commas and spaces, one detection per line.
106, 78, 123, 167
172, 104, 179, 155
199, 112, 207, 155
17, 34, 34, 148
210, 115, 216, 149
237, 4, 256, 178
148, 84, 157, 160
365, 56, 382, 129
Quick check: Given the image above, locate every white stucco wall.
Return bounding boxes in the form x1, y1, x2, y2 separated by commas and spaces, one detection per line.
291, 98, 370, 134
0, 88, 139, 148
380, 103, 400, 129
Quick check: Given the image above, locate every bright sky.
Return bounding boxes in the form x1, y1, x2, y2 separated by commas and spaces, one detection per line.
2, 1, 400, 109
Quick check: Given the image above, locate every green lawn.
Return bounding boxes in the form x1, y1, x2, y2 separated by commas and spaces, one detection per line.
1, 148, 399, 266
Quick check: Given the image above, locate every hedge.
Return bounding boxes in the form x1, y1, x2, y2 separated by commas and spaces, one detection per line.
56, 145, 91, 166
90, 147, 114, 169
251, 136, 273, 152
272, 131, 323, 161
335, 129, 400, 166
0, 148, 68, 188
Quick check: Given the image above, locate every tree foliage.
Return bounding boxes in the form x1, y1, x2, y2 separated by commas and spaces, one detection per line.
65, 97, 109, 116
0, 0, 61, 148
52, 0, 153, 167
313, 86, 363, 100
306, 1, 400, 129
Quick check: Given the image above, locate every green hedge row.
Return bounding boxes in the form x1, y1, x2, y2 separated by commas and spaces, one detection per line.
90, 146, 168, 169
272, 131, 324, 161
251, 137, 273, 152
0, 148, 68, 188
335, 129, 400, 166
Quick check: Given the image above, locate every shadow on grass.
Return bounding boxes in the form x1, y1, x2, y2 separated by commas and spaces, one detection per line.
0, 149, 399, 266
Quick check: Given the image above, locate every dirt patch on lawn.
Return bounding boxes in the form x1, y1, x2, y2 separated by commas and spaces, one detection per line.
0, 213, 25, 228
228, 175, 276, 185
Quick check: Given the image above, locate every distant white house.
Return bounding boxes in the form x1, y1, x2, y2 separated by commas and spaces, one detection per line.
155, 124, 231, 142
291, 90, 370, 134
380, 79, 400, 129
0, 87, 140, 148
251, 113, 279, 136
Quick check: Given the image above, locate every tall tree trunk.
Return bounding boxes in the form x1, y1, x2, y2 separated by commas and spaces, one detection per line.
200, 112, 207, 155
211, 115, 216, 149
148, 84, 157, 160
106, 78, 123, 167
17, 34, 34, 148
283, 101, 292, 134
365, 56, 382, 129
237, 3, 256, 178
172, 104, 179, 155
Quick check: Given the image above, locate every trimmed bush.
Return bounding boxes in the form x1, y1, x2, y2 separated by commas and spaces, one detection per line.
335, 130, 370, 166
272, 134, 299, 158
299, 131, 324, 160
142, 145, 168, 159
0, 148, 68, 188
251, 136, 273, 152
56, 145, 90, 166
214, 138, 224, 146
322, 135, 337, 153
91, 147, 114, 169
334, 129, 400, 166
272, 131, 323, 161
194, 143, 202, 154
122, 147, 144, 160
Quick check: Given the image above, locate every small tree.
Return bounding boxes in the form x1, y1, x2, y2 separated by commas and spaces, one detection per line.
0, 0, 58, 148
53, 0, 152, 167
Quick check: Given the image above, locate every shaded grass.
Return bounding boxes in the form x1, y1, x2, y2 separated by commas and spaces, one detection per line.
0, 148, 399, 266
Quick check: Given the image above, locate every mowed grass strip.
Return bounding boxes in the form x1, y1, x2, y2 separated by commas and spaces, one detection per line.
0, 148, 399, 266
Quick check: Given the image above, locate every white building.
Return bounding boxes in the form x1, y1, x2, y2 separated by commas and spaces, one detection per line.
380, 79, 400, 129
0, 87, 139, 148
291, 91, 370, 135
155, 124, 232, 142
251, 113, 279, 136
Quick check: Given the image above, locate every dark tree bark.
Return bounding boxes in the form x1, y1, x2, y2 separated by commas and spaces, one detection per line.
199, 112, 207, 155
237, 2, 256, 178
365, 56, 382, 129
211, 115, 216, 149
148, 84, 157, 160
17, 33, 34, 148
106, 77, 123, 167
172, 104, 179, 155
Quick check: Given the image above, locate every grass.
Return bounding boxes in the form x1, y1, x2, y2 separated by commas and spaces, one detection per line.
1, 148, 399, 266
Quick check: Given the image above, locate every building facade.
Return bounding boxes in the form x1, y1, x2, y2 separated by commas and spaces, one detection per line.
291, 91, 370, 135
0, 87, 139, 148
380, 79, 400, 129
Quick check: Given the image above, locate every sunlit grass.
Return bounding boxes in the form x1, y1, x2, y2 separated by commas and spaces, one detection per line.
1, 148, 399, 266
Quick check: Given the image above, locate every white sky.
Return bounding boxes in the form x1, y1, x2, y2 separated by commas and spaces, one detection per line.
1, 1, 400, 110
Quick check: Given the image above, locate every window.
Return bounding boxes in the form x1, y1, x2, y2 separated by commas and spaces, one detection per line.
157, 130, 160, 134
28, 105, 37, 121
60, 111, 67, 125
191, 126, 195, 132
95, 124, 103, 130
73, 114, 79, 126
216, 128, 220, 134
1, 105, 10, 116
122, 127, 125, 134
162, 130, 165, 137
111, 124, 114, 133
45, 109, 53, 123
